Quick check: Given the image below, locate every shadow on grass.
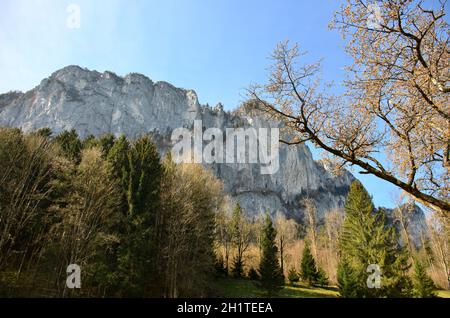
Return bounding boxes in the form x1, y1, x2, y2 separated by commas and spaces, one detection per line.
214, 278, 339, 298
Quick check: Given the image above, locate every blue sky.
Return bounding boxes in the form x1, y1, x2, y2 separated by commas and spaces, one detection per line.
0, 0, 401, 208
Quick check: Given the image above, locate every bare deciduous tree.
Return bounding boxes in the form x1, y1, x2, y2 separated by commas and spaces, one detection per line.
392, 192, 416, 258
427, 212, 450, 289
248, 0, 449, 214
301, 197, 319, 260
50, 148, 120, 296
215, 202, 233, 273
230, 203, 252, 278
323, 208, 344, 283
274, 214, 299, 276
0, 130, 56, 272
159, 160, 223, 297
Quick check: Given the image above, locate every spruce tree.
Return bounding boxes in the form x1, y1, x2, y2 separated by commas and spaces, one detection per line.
106, 135, 162, 296
126, 135, 161, 218
337, 257, 360, 298
35, 127, 52, 139
98, 133, 116, 157
339, 180, 412, 297
230, 203, 250, 279
106, 135, 130, 221
248, 267, 260, 280
214, 257, 227, 278
82, 134, 98, 150
316, 267, 329, 287
300, 242, 319, 285
257, 214, 284, 296
53, 129, 82, 163
287, 267, 299, 285
412, 260, 436, 298
231, 257, 245, 278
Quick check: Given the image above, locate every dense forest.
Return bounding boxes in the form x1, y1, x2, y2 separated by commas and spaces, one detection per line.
0, 127, 221, 297
0, 127, 448, 297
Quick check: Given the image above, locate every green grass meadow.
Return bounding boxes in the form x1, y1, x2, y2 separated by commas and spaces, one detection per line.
215, 278, 450, 298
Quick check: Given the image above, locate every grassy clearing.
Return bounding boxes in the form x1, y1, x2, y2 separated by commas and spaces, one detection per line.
0, 270, 59, 297
215, 278, 450, 298
215, 278, 339, 298
1, 271, 448, 298
436, 290, 450, 298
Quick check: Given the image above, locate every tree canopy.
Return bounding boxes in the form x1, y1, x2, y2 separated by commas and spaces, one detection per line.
248, 0, 449, 214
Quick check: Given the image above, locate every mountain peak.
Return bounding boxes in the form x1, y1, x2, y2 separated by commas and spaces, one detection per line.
50, 65, 94, 79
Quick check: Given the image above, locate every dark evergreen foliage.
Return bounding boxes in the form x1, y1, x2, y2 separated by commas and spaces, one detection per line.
257, 214, 284, 296
0, 128, 220, 297
338, 180, 412, 298
300, 243, 318, 285
53, 129, 82, 163
248, 267, 260, 280
287, 267, 299, 285
412, 260, 436, 298
337, 257, 360, 298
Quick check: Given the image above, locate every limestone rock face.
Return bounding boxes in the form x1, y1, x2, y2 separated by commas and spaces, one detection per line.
384, 204, 429, 249
0, 66, 203, 137
0, 66, 426, 237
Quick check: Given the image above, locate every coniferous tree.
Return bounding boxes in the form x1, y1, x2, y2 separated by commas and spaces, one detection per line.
412, 260, 436, 298
300, 242, 319, 285
106, 135, 130, 218
230, 203, 250, 278
214, 257, 228, 278
53, 129, 82, 163
287, 267, 299, 285
125, 136, 161, 217
124, 135, 161, 295
35, 127, 52, 139
337, 257, 360, 298
98, 133, 116, 157
316, 267, 329, 287
339, 180, 412, 297
106, 135, 162, 296
82, 134, 97, 150
300, 243, 329, 286
248, 267, 260, 280
52, 147, 121, 297
257, 214, 284, 296
231, 257, 245, 278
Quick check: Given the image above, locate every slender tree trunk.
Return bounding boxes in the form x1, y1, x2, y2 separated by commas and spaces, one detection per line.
279, 236, 284, 276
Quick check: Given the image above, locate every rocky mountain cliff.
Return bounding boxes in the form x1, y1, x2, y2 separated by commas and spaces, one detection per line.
0, 66, 427, 243
384, 204, 429, 249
